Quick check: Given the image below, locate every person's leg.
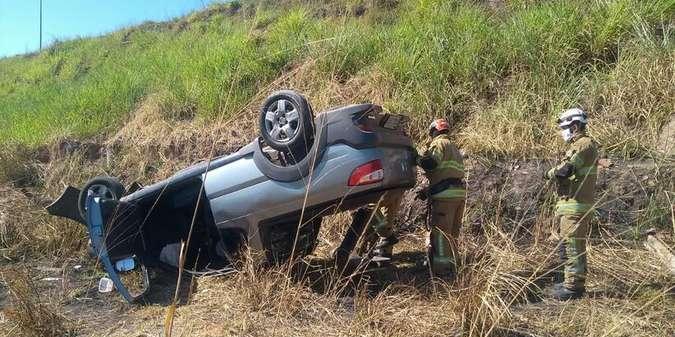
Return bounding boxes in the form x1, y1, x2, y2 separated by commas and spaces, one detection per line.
553, 214, 566, 284
561, 213, 590, 291
430, 199, 459, 276
448, 199, 464, 262
371, 190, 404, 258
375, 189, 404, 238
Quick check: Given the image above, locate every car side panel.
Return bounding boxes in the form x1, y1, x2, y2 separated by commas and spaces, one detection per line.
204, 144, 415, 250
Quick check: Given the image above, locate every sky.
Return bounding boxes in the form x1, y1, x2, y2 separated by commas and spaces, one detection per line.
0, 0, 220, 57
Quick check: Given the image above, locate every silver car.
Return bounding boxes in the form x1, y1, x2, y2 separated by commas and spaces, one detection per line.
47, 90, 417, 302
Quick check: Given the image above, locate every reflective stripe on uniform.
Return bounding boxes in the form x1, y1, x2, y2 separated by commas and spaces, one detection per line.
555, 200, 593, 215
433, 255, 454, 265
432, 159, 464, 179
435, 160, 464, 172
431, 188, 466, 200
432, 228, 449, 260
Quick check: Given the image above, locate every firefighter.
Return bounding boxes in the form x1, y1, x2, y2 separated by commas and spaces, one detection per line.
544, 108, 598, 300
416, 118, 465, 278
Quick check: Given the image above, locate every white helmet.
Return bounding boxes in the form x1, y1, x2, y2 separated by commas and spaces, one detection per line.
557, 108, 588, 128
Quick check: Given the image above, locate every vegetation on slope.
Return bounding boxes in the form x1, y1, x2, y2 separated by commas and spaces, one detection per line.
0, 0, 672, 158
0, 1, 673, 336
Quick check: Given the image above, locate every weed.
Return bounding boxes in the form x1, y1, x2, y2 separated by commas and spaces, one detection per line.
2, 269, 76, 337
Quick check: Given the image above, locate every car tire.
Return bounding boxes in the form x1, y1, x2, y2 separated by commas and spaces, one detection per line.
78, 176, 126, 220
259, 90, 314, 158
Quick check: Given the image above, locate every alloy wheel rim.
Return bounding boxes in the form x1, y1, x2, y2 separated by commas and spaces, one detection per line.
264, 99, 300, 143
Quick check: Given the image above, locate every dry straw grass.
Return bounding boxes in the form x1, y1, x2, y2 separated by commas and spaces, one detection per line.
1, 134, 673, 337
1, 269, 75, 337
1, 98, 672, 337
584, 45, 675, 158
0, 184, 85, 262
108, 214, 673, 337
1, 92, 672, 337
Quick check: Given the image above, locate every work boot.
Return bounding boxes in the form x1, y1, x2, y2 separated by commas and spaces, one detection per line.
550, 284, 584, 301
431, 258, 456, 281
371, 235, 398, 260
433, 269, 456, 281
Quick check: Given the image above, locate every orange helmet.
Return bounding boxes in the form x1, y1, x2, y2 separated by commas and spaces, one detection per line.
428, 118, 450, 134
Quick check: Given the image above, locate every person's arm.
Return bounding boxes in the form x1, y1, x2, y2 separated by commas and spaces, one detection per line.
417, 142, 443, 171
545, 148, 584, 180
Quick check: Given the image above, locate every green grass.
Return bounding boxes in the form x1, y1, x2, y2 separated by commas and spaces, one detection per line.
0, 0, 673, 157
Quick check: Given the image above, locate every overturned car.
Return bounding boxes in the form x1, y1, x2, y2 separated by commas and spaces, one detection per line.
47, 90, 417, 302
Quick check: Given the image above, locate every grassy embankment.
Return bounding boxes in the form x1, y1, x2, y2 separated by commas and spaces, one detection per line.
1, 0, 672, 156
0, 1, 673, 337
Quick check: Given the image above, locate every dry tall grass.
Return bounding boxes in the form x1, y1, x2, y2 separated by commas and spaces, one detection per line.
2, 269, 75, 337
2, 103, 673, 336
105, 216, 673, 337
0, 184, 86, 262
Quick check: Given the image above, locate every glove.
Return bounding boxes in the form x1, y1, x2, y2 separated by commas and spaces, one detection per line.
415, 189, 428, 201
554, 163, 575, 179
418, 154, 438, 170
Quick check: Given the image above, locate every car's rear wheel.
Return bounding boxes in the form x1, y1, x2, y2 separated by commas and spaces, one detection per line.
78, 176, 126, 220
259, 90, 314, 160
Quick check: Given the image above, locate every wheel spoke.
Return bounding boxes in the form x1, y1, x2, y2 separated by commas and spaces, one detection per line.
265, 110, 275, 122
281, 124, 293, 137
277, 99, 286, 113
286, 109, 298, 122
90, 184, 113, 199
93, 185, 104, 196
270, 125, 281, 139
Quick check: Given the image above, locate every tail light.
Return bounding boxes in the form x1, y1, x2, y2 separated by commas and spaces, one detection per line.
348, 160, 384, 186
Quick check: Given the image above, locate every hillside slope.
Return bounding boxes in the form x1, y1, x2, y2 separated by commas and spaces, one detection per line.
0, 0, 673, 157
